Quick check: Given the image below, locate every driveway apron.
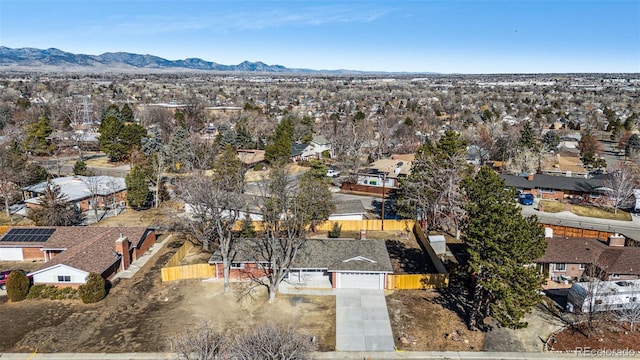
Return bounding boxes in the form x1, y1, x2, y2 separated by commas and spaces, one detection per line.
335, 289, 395, 351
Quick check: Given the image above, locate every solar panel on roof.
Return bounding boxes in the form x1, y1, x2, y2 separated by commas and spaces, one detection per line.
0, 228, 55, 243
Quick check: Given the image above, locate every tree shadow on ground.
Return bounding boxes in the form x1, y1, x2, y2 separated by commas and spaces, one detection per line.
432, 269, 474, 329
385, 239, 435, 273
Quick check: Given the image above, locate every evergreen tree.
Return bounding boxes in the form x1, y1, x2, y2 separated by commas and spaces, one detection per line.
125, 165, 150, 209
396, 130, 470, 235
627, 133, 640, 155
120, 103, 134, 123
235, 119, 255, 149
73, 160, 90, 176
141, 127, 166, 208
27, 182, 84, 226
296, 174, 335, 232
462, 167, 546, 330
265, 117, 294, 163
6, 270, 30, 301
167, 126, 193, 172
98, 113, 126, 161
541, 130, 560, 150
78, 272, 107, 304
238, 211, 256, 238
518, 121, 537, 150
25, 115, 54, 155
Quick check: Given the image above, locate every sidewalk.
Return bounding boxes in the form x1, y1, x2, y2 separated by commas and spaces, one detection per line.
114, 234, 171, 280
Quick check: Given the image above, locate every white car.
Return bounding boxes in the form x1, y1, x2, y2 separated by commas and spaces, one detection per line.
326, 169, 340, 178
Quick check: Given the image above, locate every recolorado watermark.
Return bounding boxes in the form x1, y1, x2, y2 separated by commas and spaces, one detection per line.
573, 347, 636, 357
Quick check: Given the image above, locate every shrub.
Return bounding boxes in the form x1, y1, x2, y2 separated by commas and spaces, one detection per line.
27, 284, 79, 300
253, 163, 266, 171
27, 284, 47, 299
328, 222, 342, 238
78, 272, 106, 304
6, 270, 31, 301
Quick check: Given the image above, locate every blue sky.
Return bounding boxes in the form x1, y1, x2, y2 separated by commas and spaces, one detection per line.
1, 0, 638, 73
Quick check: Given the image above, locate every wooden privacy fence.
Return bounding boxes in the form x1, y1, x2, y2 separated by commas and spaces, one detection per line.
544, 224, 614, 241
314, 219, 415, 232
161, 241, 217, 282
0, 226, 10, 237
385, 223, 450, 290
165, 241, 195, 268
387, 273, 449, 290
162, 263, 216, 282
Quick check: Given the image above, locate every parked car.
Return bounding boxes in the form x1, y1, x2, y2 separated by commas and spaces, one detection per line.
326, 169, 341, 178
519, 193, 534, 205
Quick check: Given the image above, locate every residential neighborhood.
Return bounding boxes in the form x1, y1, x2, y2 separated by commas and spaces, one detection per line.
0, 69, 639, 358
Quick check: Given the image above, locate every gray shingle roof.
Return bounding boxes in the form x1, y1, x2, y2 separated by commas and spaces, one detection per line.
500, 173, 604, 193
210, 238, 393, 273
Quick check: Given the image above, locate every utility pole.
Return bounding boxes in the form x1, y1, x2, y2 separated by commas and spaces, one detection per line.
381, 172, 386, 231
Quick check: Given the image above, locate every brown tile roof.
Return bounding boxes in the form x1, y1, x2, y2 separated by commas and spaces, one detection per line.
35, 227, 150, 274
537, 237, 640, 276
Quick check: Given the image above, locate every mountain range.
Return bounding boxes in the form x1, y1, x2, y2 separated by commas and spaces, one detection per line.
0, 46, 363, 74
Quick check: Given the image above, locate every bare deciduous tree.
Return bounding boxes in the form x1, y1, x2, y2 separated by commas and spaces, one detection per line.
614, 282, 640, 332
227, 323, 316, 360
603, 164, 638, 214
252, 163, 331, 302
169, 321, 226, 360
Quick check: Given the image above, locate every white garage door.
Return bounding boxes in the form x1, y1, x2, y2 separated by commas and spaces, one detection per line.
0, 247, 24, 261
338, 272, 383, 289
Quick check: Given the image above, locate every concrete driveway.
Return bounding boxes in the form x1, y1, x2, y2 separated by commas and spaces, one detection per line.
335, 289, 395, 352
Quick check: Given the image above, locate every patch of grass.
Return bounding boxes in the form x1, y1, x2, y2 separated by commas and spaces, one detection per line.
540, 200, 632, 221
540, 200, 564, 213
571, 204, 631, 221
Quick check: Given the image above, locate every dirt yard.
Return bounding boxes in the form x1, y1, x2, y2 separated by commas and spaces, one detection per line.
386, 289, 484, 351
550, 321, 640, 352
0, 235, 335, 353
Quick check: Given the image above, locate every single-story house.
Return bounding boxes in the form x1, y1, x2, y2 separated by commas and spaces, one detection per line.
329, 200, 367, 221
536, 232, 640, 282
0, 226, 155, 286
291, 135, 333, 162
341, 154, 414, 196
539, 151, 589, 178
23, 176, 127, 213
500, 172, 604, 201
208, 238, 393, 290
237, 149, 265, 167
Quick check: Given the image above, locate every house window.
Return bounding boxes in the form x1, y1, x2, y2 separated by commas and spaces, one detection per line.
231, 263, 244, 269
579, 264, 586, 270
555, 263, 566, 271
57, 275, 71, 282
539, 188, 555, 194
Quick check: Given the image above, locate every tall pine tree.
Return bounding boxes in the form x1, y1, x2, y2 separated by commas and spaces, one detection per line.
462, 166, 546, 330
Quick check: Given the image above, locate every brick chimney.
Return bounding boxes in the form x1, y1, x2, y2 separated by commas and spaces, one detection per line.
527, 173, 535, 181
115, 235, 130, 271
608, 233, 625, 247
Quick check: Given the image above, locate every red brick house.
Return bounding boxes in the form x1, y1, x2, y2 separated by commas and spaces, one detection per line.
23, 176, 127, 213
208, 238, 393, 290
536, 233, 640, 282
500, 172, 605, 201
0, 227, 155, 287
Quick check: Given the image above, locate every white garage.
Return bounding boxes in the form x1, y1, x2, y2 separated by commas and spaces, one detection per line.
336, 272, 386, 290
0, 247, 24, 261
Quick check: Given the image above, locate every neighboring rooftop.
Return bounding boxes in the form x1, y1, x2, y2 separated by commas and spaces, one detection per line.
23, 176, 126, 203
